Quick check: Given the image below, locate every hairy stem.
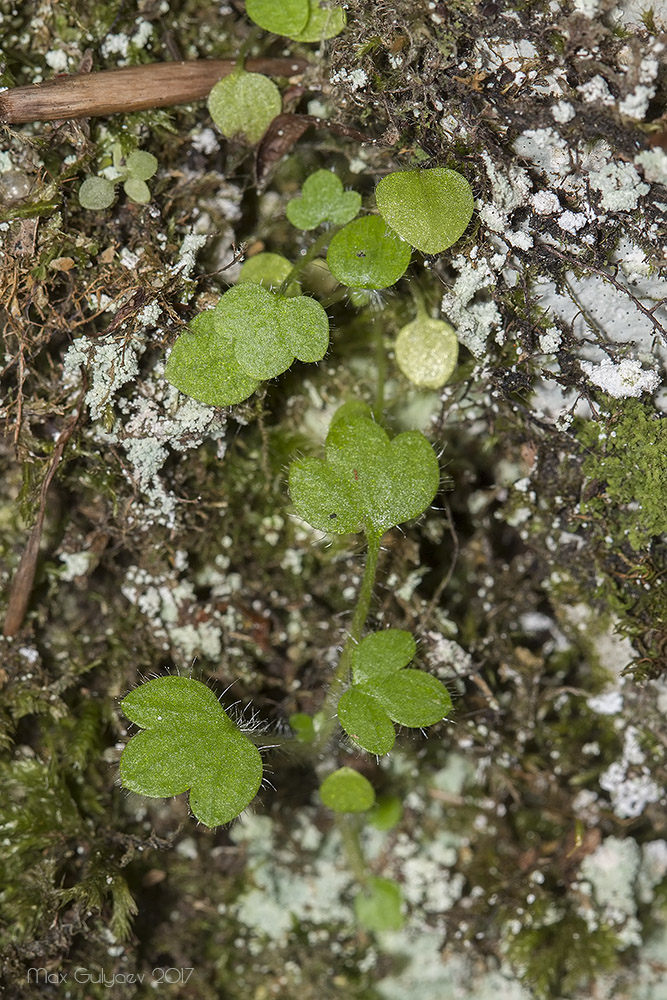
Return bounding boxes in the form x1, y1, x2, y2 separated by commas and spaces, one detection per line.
312, 531, 382, 753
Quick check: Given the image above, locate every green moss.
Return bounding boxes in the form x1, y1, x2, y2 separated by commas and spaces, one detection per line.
578, 400, 667, 552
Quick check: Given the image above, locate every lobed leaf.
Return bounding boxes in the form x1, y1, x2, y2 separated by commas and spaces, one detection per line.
375, 167, 474, 254
208, 71, 282, 145
288, 403, 440, 536
319, 766, 375, 813
326, 215, 411, 289
337, 629, 452, 754
395, 315, 459, 389
286, 169, 361, 230
78, 176, 115, 210
119, 676, 263, 828
165, 310, 261, 407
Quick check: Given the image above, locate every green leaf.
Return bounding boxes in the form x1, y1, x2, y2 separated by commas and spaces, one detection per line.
245, 0, 309, 35
368, 794, 403, 831
338, 629, 452, 753
125, 150, 158, 180
375, 167, 474, 254
351, 629, 416, 685
214, 283, 329, 380
337, 688, 395, 755
396, 315, 458, 389
291, 0, 347, 41
78, 176, 115, 210
326, 215, 411, 289
123, 177, 151, 204
289, 712, 315, 743
165, 310, 261, 407
319, 766, 375, 813
238, 252, 299, 294
208, 70, 282, 144
355, 877, 404, 932
373, 669, 453, 727
119, 676, 263, 828
288, 403, 440, 536
286, 169, 361, 230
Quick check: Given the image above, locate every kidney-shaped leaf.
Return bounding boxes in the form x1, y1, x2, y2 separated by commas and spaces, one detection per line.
287, 169, 361, 230
375, 167, 474, 254
238, 252, 299, 294
165, 310, 261, 407
288, 403, 439, 536
337, 629, 452, 753
326, 215, 411, 289
119, 676, 263, 828
396, 315, 459, 389
208, 71, 282, 145
319, 766, 375, 813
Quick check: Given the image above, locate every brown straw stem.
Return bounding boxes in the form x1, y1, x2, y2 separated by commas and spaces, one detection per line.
0, 58, 308, 124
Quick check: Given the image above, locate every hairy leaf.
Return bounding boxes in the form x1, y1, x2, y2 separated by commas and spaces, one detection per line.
213, 283, 329, 380
289, 403, 439, 536
337, 629, 452, 753
375, 167, 474, 254
165, 310, 261, 407
119, 676, 263, 828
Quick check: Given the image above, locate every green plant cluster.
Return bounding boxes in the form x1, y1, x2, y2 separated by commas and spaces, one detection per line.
78, 144, 158, 209
165, 164, 473, 405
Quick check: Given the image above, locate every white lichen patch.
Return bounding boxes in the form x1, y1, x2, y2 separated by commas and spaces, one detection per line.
599, 725, 662, 819
441, 255, 502, 357
579, 358, 661, 399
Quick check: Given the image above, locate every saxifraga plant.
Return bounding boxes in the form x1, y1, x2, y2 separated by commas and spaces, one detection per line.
117, 4, 475, 932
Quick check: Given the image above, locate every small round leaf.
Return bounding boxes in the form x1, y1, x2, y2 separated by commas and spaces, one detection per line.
368, 795, 403, 831
326, 216, 411, 289
208, 71, 282, 144
375, 167, 474, 254
373, 669, 453, 728
123, 177, 151, 204
125, 150, 158, 180
396, 316, 459, 389
238, 252, 299, 294
319, 766, 375, 813
78, 176, 115, 210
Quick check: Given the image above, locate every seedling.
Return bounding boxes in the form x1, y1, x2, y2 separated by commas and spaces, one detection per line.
78, 144, 158, 209
165, 282, 329, 405
288, 401, 440, 538
319, 766, 376, 812
337, 630, 452, 755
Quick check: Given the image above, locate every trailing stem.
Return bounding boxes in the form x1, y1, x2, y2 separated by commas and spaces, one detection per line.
312, 530, 382, 753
